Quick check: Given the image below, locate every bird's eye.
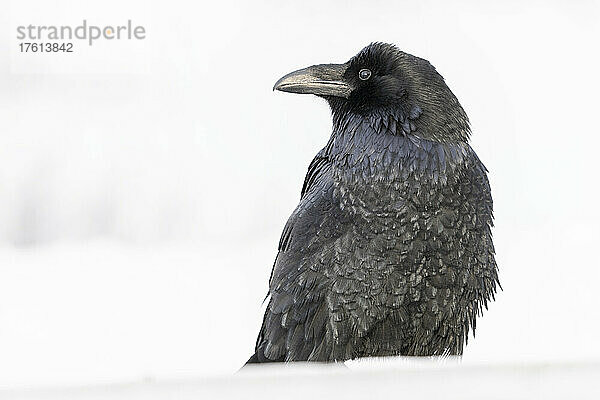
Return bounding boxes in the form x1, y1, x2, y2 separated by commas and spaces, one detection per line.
359, 69, 372, 80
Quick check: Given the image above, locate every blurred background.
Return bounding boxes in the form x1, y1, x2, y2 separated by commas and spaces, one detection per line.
1, 0, 599, 393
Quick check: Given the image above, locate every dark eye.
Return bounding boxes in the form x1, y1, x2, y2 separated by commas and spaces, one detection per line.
359, 69, 371, 80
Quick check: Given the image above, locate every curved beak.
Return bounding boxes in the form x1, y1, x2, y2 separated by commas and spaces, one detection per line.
273, 63, 352, 98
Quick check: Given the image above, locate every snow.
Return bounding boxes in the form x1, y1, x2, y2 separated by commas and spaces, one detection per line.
1, 234, 599, 392
3, 360, 600, 400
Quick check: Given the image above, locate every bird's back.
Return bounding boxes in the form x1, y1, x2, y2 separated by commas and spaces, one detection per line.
248, 113, 498, 363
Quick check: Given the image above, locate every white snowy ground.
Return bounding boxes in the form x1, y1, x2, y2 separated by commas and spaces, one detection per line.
2, 360, 600, 400
0, 228, 599, 398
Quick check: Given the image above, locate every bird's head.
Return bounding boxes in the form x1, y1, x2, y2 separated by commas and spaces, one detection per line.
274, 42, 470, 142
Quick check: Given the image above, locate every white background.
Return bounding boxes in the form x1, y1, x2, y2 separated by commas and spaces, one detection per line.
1, 0, 599, 390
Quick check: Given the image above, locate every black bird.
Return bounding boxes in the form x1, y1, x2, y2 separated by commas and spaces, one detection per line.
247, 43, 499, 363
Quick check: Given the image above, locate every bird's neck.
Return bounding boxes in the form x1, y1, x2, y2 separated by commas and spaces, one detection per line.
326, 110, 470, 186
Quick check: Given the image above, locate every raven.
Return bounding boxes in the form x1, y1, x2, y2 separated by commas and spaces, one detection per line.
247, 43, 499, 363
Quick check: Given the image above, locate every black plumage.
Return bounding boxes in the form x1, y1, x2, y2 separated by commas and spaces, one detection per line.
246, 43, 499, 363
